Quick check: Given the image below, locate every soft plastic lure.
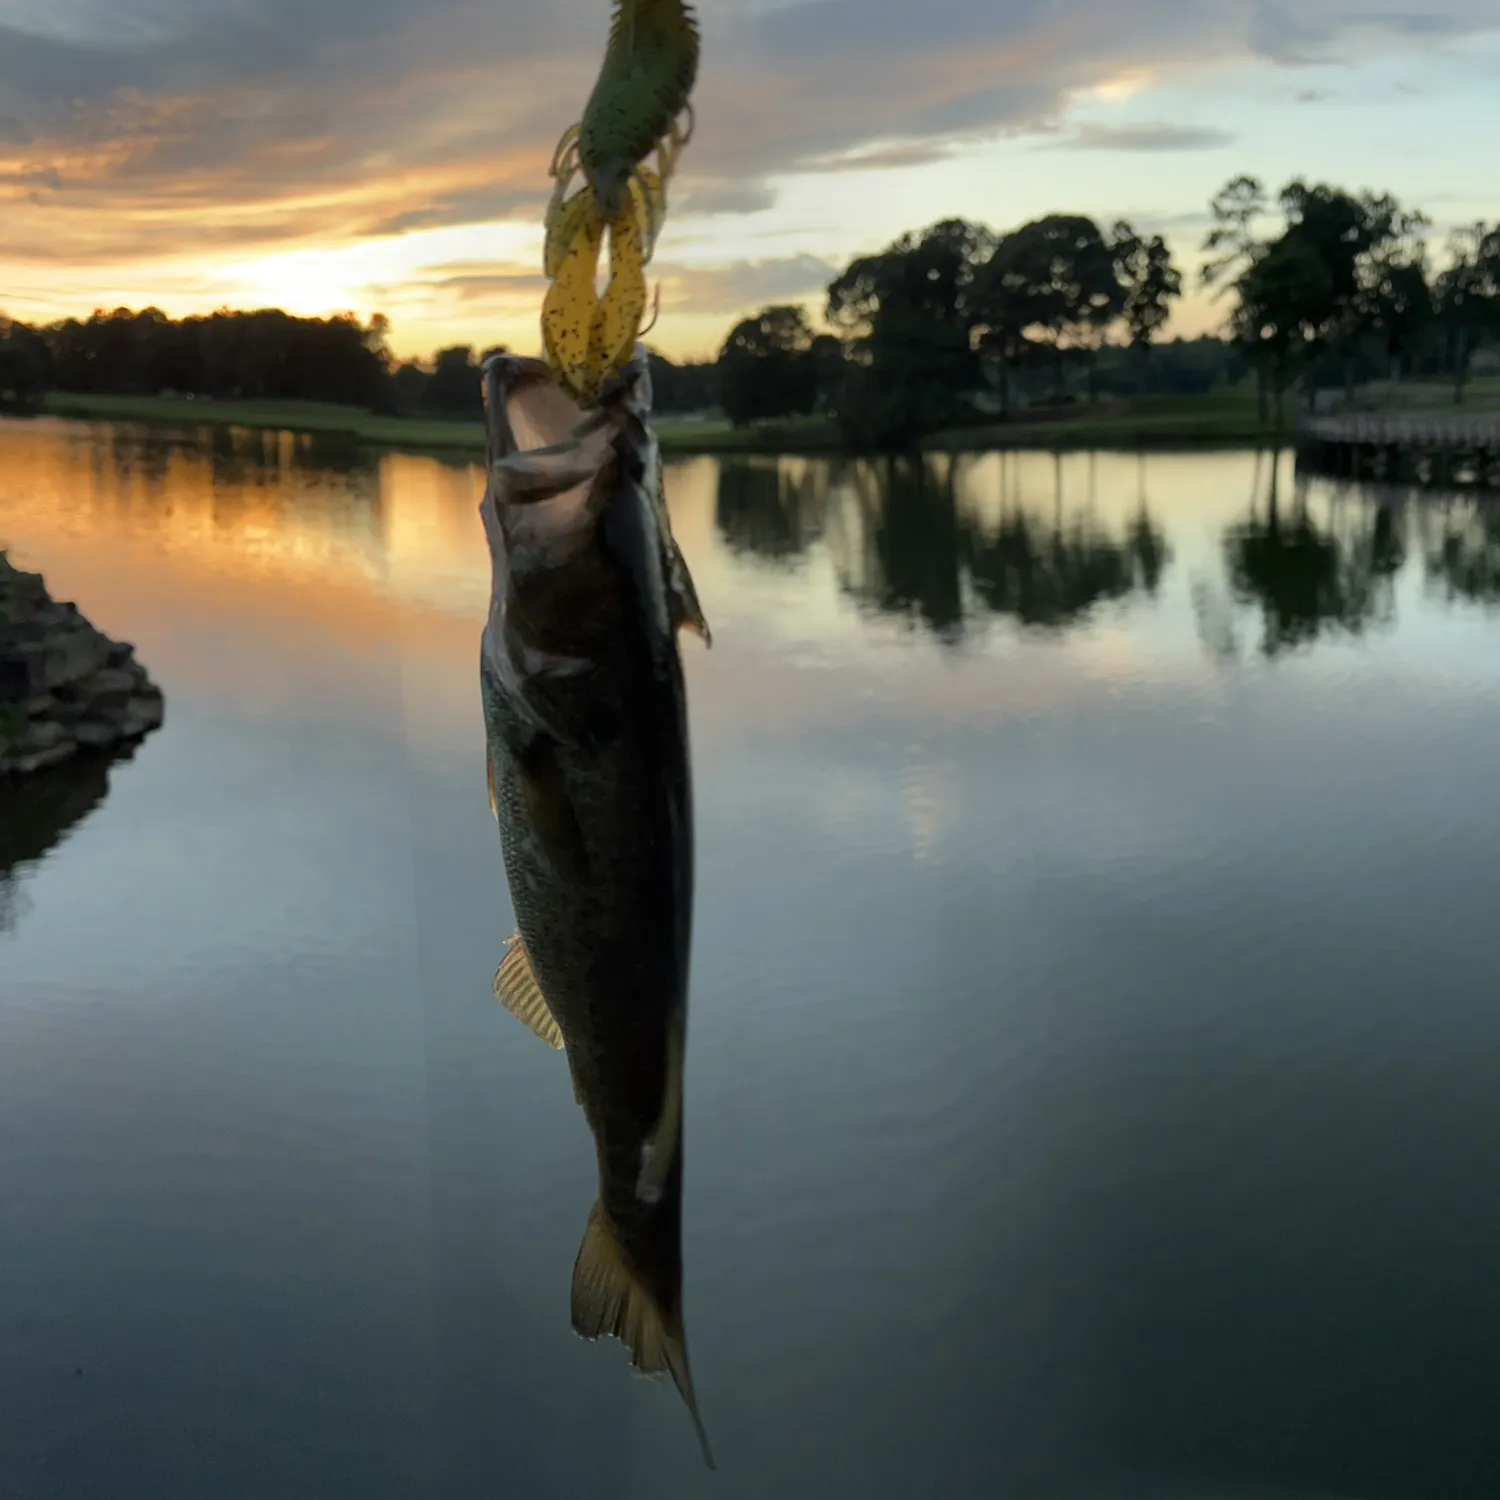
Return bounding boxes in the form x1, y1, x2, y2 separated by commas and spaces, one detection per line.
541, 0, 699, 406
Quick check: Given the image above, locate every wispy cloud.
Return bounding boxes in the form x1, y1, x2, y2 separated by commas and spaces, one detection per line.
1043, 122, 1238, 152
657, 254, 841, 315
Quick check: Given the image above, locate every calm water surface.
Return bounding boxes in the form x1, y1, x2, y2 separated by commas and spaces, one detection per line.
2, 415, 1500, 1500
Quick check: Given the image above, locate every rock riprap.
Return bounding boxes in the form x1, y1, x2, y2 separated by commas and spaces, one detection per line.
0, 551, 165, 776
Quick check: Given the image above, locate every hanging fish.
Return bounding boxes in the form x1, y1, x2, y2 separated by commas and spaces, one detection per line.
479, 346, 713, 1467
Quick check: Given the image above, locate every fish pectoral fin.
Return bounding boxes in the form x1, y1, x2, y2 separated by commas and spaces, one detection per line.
636, 1015, 685, 1205
571, 1202, 716, 1470
509, 645, 618, 758
517, 737, 593, 881
493, 933, 565, 1050
667, 541, 711, 647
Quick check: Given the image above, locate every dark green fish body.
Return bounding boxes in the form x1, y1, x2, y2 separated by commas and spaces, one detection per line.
478, 348, 713, 1465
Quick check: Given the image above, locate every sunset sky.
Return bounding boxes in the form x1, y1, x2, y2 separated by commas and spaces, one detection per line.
2, 0, 1497, 364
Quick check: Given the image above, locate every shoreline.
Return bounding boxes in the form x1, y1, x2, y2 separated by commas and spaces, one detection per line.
19, 388, 1494, 459
31, 393, 845, 459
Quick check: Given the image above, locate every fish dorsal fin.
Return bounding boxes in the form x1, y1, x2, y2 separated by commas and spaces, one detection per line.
636, 1015, 684, 1204
571, 1202, 716, 1470
493, 934, 565, 1050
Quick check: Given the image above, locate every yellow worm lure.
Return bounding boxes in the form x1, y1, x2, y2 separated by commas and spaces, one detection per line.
541, 0, 699, 406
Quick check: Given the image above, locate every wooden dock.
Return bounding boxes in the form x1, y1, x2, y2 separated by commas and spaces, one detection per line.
1297, 414, 1500, 490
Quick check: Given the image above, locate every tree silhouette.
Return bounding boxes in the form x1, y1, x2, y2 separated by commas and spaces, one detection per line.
827, 219, 993, 448
0, 317, 51, 411
36, 307, 395, 410
1112, 223, 1184, 390
1356, 208, 1432, 385
717, 306, 819, 426
975, 214, 1122, 402
1202, 176, 1414, 418
1229, 232, 1334, 430
646, 350, 719, 413
1434, 223, 1500, 404
424, 346, 485, 419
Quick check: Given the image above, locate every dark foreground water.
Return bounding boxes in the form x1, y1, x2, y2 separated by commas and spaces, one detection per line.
3, 416, 1500, 1500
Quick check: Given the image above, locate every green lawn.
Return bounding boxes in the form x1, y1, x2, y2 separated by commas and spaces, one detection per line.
39, 391, 841, 457
927, 390, 1288, 451
1339, 376, 1500, 413
931, 382, 1500, 451
37, 381, 1500, 459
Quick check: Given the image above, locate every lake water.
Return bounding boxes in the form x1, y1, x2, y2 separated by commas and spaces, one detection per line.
3, 415, 1500, 1500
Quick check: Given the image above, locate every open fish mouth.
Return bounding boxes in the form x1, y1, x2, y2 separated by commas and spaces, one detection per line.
477, 345, 661, 604
481, 346, 653, 467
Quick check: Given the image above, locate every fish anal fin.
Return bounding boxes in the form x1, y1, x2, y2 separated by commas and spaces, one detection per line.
570, 1202, 716, 1470
636, 1015, 684, 1205
493, 934, 565, 1050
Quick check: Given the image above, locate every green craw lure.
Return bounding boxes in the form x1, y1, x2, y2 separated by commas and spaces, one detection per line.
541, 0, 699, 407
579, 0, 699, 216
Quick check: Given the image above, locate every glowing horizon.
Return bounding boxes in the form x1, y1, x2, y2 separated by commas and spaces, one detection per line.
3, 3, 1498, 365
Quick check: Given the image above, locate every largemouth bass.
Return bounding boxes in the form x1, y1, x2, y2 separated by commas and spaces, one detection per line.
477, 346, 714, 1467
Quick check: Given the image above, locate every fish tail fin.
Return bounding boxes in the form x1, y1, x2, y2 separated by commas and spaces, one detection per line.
571, 1201, 716, 1470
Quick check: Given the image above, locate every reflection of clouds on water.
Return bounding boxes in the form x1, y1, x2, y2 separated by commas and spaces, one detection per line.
902, 759, 951, 866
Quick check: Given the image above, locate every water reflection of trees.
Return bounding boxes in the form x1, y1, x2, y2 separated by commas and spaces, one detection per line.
848, 455, 966, 640
0, 755, 115, 934
1419, 499, 1500, 609
1225, 471, 1405, 656
71, 423, 386, 552
719, 452, 1170, 642
714, 459, 827, 562
964, 501, 1168, 629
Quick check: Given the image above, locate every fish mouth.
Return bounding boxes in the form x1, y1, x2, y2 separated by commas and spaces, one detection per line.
478, 345, 658, 650
481, 346, 652, 465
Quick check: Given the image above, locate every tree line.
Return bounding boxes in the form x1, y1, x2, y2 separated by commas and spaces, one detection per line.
717, 177, 1500, 446
3, 174, 1496, 447
0, 304, 720, 421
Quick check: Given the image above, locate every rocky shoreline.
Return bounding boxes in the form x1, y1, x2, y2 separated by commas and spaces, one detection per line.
0, 551, 165, 776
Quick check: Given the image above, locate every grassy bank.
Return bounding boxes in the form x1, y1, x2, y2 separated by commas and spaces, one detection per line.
931, 381, 1500, 451
929, 391, 1288, 451
37, 381, 1500, 458
39, 391, 841, 457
